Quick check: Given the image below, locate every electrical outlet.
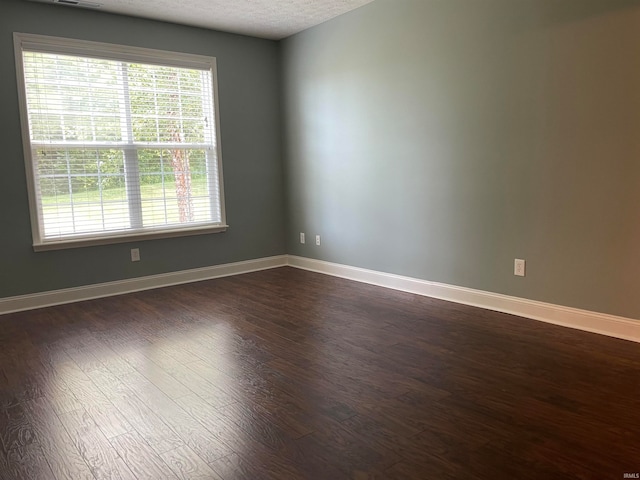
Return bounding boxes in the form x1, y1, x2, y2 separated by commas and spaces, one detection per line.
300, 232, 305, 244
315, 235, 321, 246
131, 248, 140, 262
514, 258, 525, 277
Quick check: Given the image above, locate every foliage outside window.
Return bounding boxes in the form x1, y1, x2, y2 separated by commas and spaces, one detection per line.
14, 33, 227, 250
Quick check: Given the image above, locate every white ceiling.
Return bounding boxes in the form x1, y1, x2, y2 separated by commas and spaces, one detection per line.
30, 0, 375, 40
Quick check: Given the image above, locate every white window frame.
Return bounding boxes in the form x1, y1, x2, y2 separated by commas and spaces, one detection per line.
14, 33, 227, 251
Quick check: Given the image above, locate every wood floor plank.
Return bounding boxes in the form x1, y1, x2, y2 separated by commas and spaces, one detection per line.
294, 418, 399, 476
2, 443, 56, 480
224, 389, 314, 440
34, 346, 85, 415
176, 394, 308, 480
183, 360, 249, 404
121, 370, 231, 463
63, 333, 136, 378
110, 431, 178, 479
254, 360, 361, 422
0, 355, 43, 408
214, 401, 294, 451
0, 267, 638, 479
384, 459, 465, 480
87, 367, 185, 455
23, 396, 94, 480
0, 404, 36, 454
131, 363, 193, 400
277, 434, 352, 480
128, 349, 236, 408
141, 335, 205, 366
174, 394, 249, 453
58, 408, 136, 480
189, 358, 359, 423
160, 445, 222, 479
53, 355, 133, 439
114, 350, 194, 400
207, 452, 256, 480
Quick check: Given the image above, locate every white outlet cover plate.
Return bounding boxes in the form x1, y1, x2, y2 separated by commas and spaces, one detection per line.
514, 259, 525, 277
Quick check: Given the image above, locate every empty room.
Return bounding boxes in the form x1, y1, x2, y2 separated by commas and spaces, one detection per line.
1, 0, 639, 478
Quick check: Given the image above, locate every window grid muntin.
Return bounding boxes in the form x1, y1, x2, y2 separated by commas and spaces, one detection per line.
19, 40, 223, 244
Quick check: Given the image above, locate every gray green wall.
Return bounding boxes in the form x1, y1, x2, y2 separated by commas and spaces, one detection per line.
2, 0, 639, 321
282, 0, 640, 319
0, 0, 286, 297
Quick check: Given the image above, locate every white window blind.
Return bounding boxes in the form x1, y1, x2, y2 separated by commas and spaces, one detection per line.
14, 33, 227, 250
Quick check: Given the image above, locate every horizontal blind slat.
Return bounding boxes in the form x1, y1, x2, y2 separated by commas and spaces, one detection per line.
22, 45, 223, 242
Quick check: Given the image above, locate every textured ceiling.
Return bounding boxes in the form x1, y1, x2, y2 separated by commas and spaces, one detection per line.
30, 0, 375, 40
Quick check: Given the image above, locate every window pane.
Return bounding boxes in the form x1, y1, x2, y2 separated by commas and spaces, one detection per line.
35, 148, 130, 237
39, 176, 70, 201
129, 64, 211, 145
138, 149, 212, 227
36, 149, 70, 176
24, 53, 124, 145
19, 35, 225, 246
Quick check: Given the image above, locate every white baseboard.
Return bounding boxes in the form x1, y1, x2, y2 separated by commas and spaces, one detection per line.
0, 255, 288, 315
4, 253, 639, 344
287, 255, 640, 344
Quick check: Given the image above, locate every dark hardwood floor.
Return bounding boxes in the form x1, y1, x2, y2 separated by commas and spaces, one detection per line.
0, 266, 638, 479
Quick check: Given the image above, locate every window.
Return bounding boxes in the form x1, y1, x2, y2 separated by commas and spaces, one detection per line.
14, 33, 227, 251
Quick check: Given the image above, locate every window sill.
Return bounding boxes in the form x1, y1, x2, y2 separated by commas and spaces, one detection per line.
33, 224, 228, 251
